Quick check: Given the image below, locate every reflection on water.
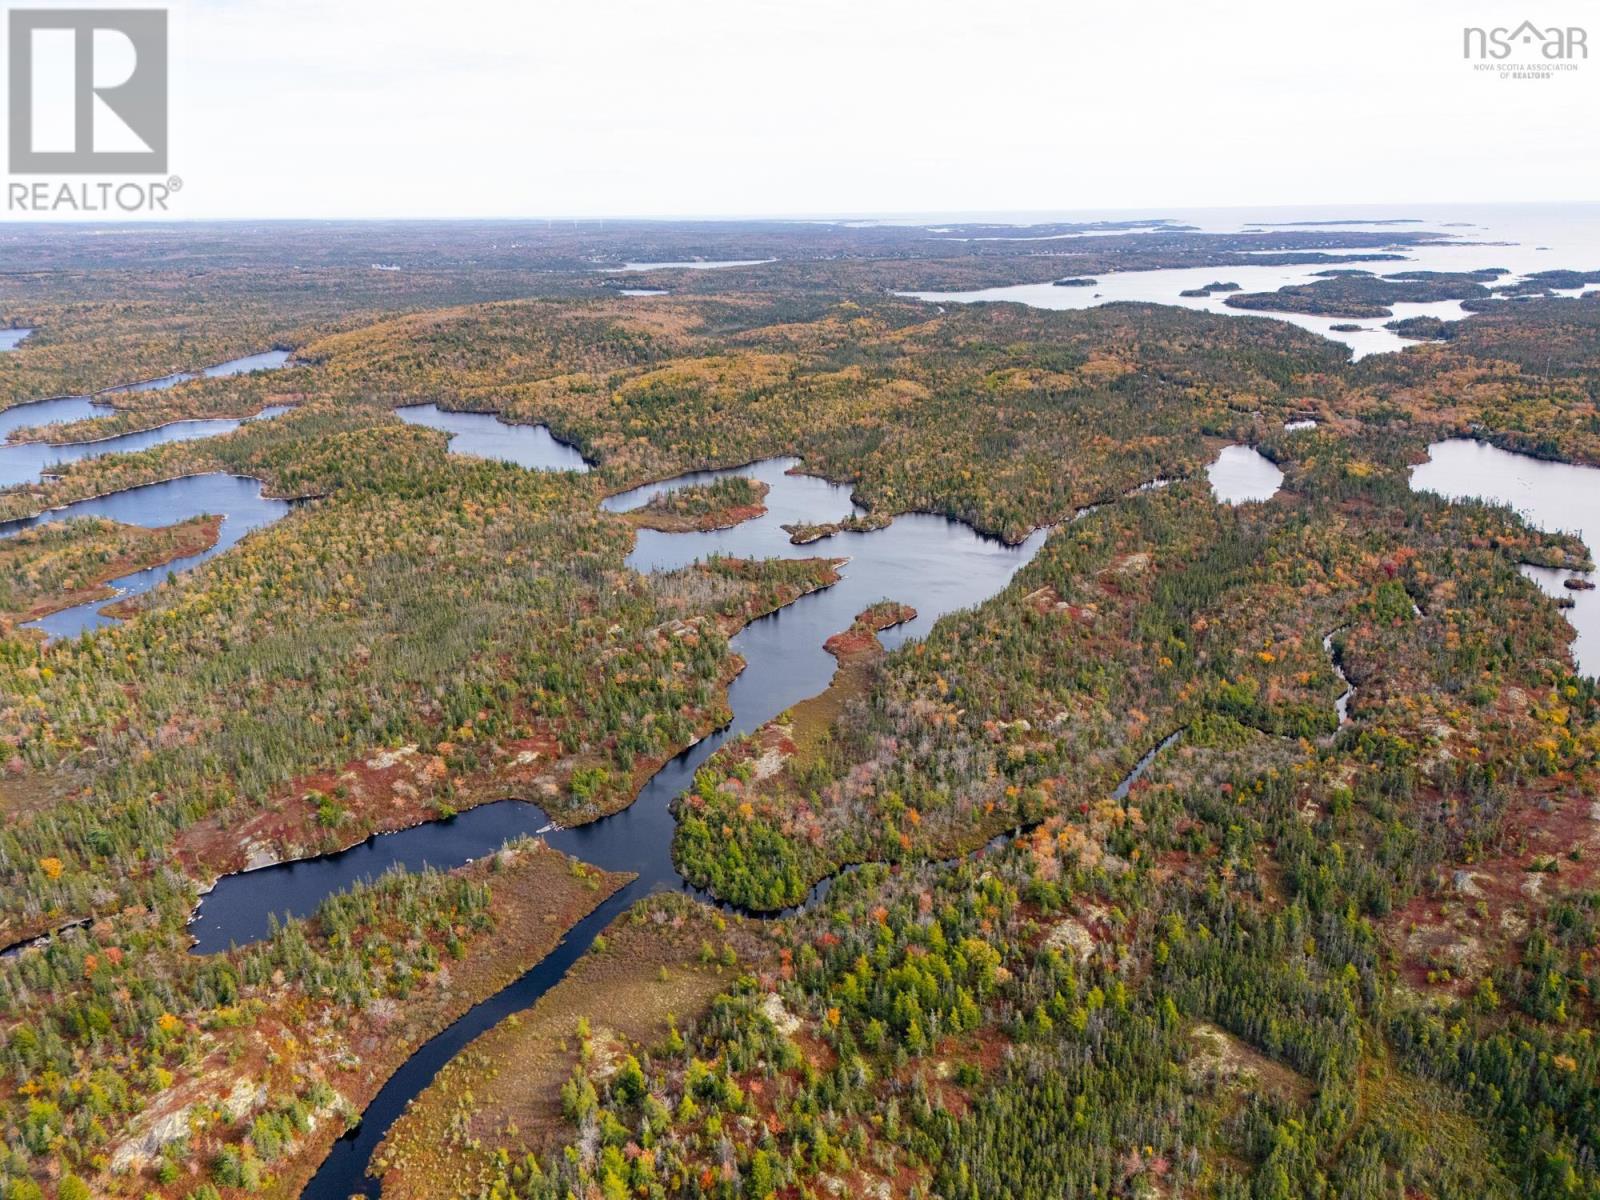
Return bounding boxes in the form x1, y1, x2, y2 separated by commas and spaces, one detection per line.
394, 404, 591, 472
1411, 438, 1600, 675
1207, 445, 1283, 505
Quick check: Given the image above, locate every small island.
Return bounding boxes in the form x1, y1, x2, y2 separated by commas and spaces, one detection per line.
1384, 315, 1455, 340
781, 511, 892, 544
1052, 276, 1099, 287
0, 514, 222, 632
1179, 281, 1241, 298
1226, 270, 1496, 319
624, 476, 769, 532
822, 600, 919, 664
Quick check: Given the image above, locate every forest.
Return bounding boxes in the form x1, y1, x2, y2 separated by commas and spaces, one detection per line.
0, 223, 1599, 1200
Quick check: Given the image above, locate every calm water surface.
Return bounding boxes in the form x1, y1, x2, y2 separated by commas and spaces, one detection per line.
103, 349, 292, 395
0, 351, 297, 634
200, 454, 1046, 950
0, 351, 294, 487
898, 203, 1600, 359
3, 474, 292, 639
0, 405, 293, 489
1410, 438, 1600, 675
0, 328, 32, 352
1207, 445, 1284, 505
172, 438, 1048, 1198
394, 404, 591, 471
601, 259, 776, 272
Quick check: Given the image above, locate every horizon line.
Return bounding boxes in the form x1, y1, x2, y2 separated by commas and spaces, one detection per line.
0, 199, 1595, 228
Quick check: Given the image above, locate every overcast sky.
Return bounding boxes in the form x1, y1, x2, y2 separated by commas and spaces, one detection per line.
9, 0, 1600, 219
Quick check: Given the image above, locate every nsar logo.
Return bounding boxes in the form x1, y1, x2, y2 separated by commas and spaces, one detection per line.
1463, 20, 1588, 60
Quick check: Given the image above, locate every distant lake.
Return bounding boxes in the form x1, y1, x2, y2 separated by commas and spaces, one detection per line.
601, 259, 776, 272
0, 328, 32, 352
898, 203, 1600, 360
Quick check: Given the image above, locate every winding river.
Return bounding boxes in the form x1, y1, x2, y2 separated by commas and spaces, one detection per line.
6, 396, 1182, 1195
158, 421, 1041, 1197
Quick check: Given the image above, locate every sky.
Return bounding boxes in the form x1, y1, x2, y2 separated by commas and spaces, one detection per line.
4, 0, 1598, 219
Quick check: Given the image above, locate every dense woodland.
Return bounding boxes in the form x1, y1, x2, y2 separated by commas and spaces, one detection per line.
0, 224, 1599, 1199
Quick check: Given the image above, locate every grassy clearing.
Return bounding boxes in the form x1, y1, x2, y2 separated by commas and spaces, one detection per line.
374, 896, 771, 1199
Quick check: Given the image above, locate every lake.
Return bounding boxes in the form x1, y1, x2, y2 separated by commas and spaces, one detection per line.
3, 474, 293, 640
897, 203, 1600, 360
198, 453, 1049, 1198
1208, 444, 1284, 505
1410, 438, 1600, 676
394, 404, 591, 471
0, 350, 295, 488
600, 259, 776, 272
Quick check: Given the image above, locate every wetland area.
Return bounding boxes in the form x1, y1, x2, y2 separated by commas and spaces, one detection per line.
3, 210, 1600, 1200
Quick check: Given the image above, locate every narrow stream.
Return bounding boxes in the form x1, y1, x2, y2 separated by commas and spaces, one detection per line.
1323, 627, 1353, 726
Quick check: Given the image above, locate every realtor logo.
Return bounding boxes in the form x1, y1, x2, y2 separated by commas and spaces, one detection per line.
8, 8, 167, 173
